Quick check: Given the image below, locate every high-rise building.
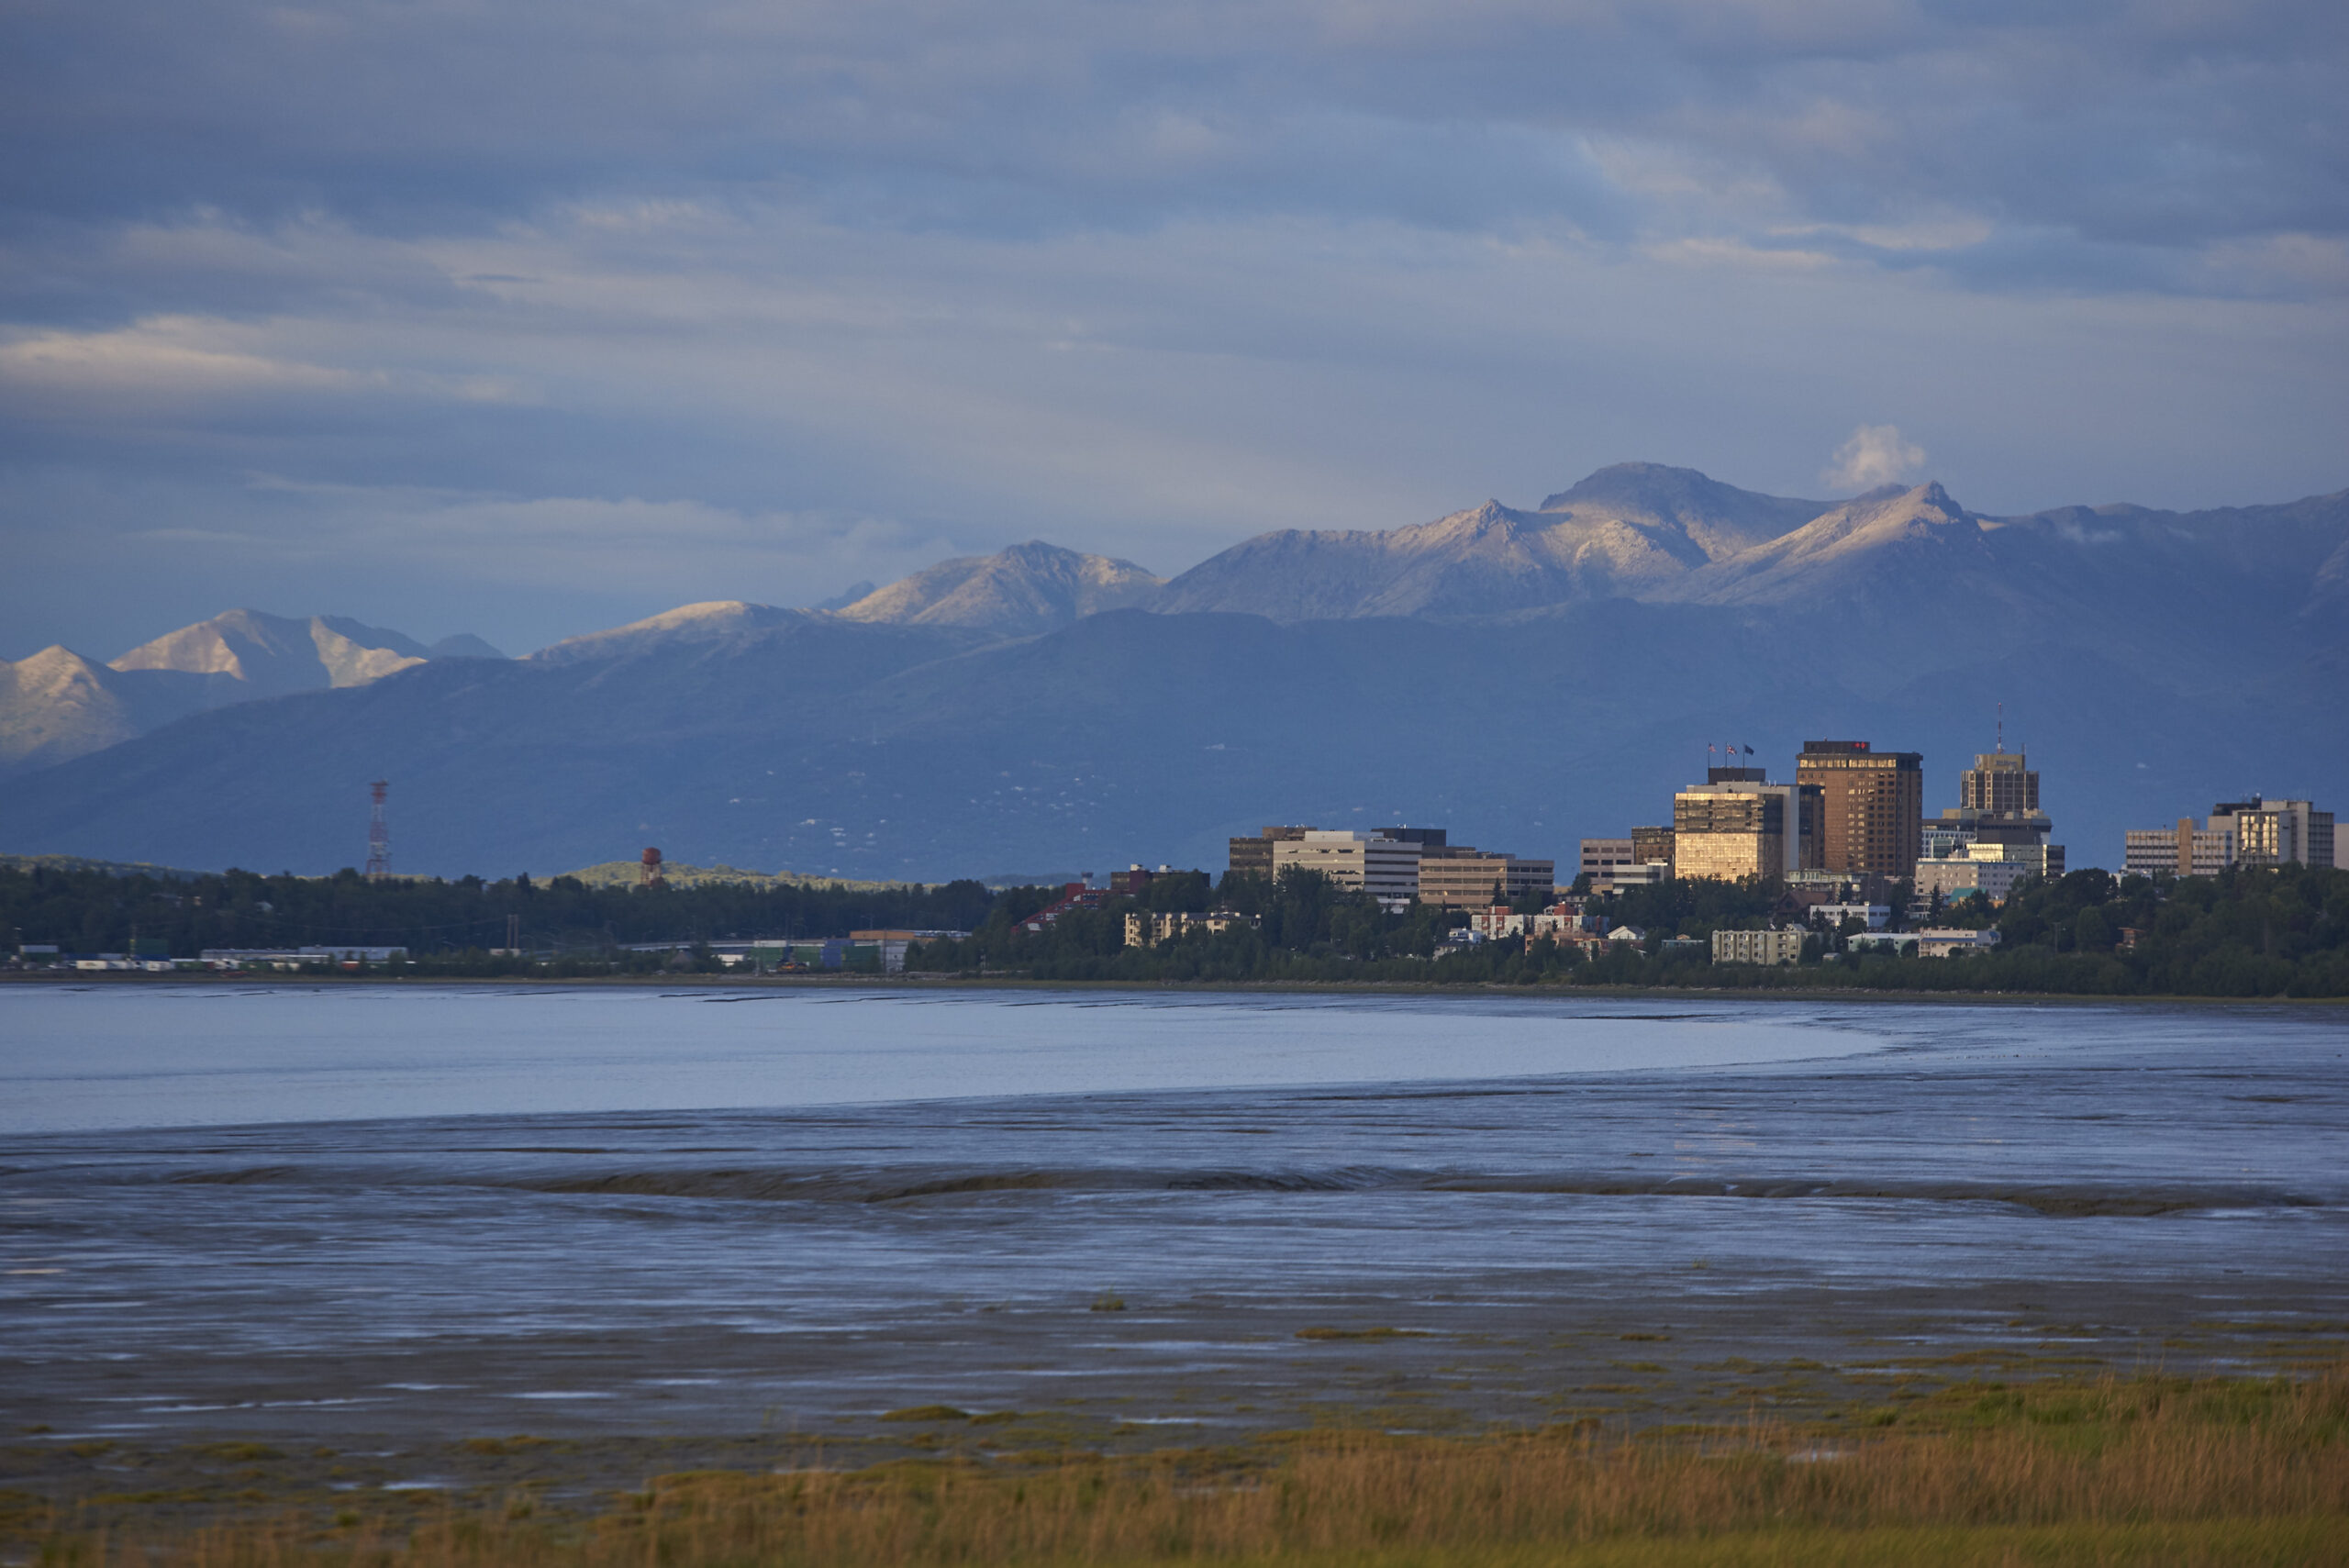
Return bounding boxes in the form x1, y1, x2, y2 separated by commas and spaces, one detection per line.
1228, 825, 1311, 876
1926, 740, 2061, 894
1271, 830, 1423, 906
1672, 776, 1821, 883
1797, 740, 1923, 879
1958, 749, 2040, 817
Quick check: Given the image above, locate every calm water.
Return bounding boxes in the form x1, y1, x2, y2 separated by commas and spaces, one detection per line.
1, 984, 2343, 1442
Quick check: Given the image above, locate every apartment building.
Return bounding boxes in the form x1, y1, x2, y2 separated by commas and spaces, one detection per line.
1797, 740, 1924, 879
1123, 910, 1253, 948
1710, 929, 1806, 965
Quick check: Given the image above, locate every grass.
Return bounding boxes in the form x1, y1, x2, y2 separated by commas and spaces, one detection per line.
17, 1368, 2349, 1566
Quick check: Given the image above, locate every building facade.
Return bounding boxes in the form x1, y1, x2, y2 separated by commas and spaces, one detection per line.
2209, 797, 2334, 869
1630, 825, 1676, 874
1579, 838, 1633, 880
1913, 852, 2030, 906
1228, 825, 1311, 876
1418, 848, 1556, 909
1958, 748, 2040, 816
1672, 774, 1821, 882
1271, 830, 1423, 906
2121, 797, 2333, 877
1123, 910, 1252, 948
1711, 929, 1806, 965
1797, 740, 1924, 879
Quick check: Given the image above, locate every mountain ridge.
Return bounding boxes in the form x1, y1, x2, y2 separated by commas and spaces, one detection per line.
3, 462, 2340, 884
0, 609, 505, 777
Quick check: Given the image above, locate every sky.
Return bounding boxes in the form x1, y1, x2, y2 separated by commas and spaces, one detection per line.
4, 0, 2346, 659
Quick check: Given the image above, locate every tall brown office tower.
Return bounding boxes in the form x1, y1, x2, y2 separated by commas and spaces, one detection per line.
1797, 740, 1923, 878
1959, 748, 2040, 817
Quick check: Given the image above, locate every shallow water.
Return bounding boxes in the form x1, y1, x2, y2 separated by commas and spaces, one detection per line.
1, 985, 2343, 1443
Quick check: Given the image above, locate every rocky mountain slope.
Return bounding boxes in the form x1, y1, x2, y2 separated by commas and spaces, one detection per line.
0, 610, 502, 776
1148, 463, 1831, 620
834, 540, 1163, 636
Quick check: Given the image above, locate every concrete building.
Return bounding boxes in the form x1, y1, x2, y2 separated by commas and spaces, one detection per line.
1672, 771, 1821, 883
1579, 838, 1633, 880
1711, 929, 1806, 965
1228, 826, 1311, 876
1846, 931, 1920, 957
1272, 830, 1422, 907
849, 929, 972, 973
1913, 851, 2030, 906
1798, 740, 1924, 879
1418, 847, 1555, 909
1917, 928, 2002, 959
2122, 797, 2332, 877
2209, 797, 2334, 869
1582, 836, 1672, 894
1123, 910, 1253, 948
200, 945, 406, 969
1631, 826, 1676, 874
1959, 747, 2040, 817
1810, 903, 1891, 931
1915, 840, 2063, 906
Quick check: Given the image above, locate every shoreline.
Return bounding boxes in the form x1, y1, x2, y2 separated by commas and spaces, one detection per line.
5, 968, 2343, 1008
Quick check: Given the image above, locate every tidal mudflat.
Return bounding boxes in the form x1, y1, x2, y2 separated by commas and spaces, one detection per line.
2, 986, 2344, 1546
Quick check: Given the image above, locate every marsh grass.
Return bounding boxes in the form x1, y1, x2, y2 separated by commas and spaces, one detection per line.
28, 1369, 2349, 1567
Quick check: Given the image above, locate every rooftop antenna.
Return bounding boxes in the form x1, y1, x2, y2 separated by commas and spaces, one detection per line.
1996, 702, 2004, 754
365, 780, 390, 882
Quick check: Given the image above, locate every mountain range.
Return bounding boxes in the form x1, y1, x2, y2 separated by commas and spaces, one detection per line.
2, 463, 2340, 881
0, 610, 503, 776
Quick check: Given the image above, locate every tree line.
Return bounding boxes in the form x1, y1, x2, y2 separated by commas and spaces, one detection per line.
905, 864, 2349, 998
0, 863, 993, 961
7, 858, 2347, 998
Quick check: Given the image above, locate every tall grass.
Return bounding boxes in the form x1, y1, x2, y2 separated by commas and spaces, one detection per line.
38, 1369, 2349, 1567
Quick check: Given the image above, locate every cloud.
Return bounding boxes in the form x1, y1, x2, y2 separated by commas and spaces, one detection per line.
1822, 424, 1927, 492
0, 0, 2345, 662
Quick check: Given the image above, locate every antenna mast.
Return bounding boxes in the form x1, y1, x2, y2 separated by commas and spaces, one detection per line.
365, 780, 391, 882
1996, 702, 2004, 754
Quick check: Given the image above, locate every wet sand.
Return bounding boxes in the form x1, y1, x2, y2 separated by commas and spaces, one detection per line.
5, 987, 2343, 1539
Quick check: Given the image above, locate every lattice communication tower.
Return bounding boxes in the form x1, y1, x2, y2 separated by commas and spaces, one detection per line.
365, 780, 391, 882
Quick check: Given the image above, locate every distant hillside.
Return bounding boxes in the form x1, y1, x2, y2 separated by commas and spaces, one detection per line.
0, 851, 209, 880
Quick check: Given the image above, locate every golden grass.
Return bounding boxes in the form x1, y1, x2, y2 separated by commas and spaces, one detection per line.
29, 1369, 2349, 1567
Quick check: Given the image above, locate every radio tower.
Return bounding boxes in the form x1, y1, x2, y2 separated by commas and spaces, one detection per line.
365, 780, 391, 882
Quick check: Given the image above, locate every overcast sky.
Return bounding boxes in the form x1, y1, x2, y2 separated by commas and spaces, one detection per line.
6, 0, 2345, 658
